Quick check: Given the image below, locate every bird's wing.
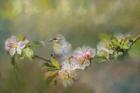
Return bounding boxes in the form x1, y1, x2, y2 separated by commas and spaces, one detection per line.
62, 42, 72, 56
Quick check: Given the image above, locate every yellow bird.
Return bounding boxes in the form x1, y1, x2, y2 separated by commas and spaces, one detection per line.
50, 34, 72, 62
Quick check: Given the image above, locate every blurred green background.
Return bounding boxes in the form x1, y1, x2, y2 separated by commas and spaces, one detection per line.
0, 0, 140, 93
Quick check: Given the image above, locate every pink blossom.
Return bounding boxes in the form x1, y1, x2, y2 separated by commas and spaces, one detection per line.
70, 46, 96, 70
73, 46, 95, 62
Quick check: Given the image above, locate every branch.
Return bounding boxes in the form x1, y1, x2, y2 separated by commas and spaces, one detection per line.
133, 34, 140, 44
130, 34, 140, 48
34, 55, 52, 65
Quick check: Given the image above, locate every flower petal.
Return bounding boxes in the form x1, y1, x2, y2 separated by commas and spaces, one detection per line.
18, 41, 26, 49
9, 48, 16, 56
16, 47, 22, 55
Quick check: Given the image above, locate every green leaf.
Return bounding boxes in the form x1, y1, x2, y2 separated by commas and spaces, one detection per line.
111, 39, 120, 47
17, 35, 25, 41
11, 54, 20, 65
42, 65, 58, 71
30, 41, 45, 48
44, 70, 58, 85
51, 58, 60, 69
42, 63, 58, 71
22, 47, 34, 60
122, 44, 130, 49
44, 71, 58, 79
121, 40, 131, 49
45, 71, 58, 85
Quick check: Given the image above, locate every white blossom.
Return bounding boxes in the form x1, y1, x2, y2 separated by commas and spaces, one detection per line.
5, 35, 29, 56
97, 41, 113, 59
58, 69, 76, 87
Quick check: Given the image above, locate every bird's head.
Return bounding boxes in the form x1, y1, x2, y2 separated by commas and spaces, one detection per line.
50, 34, 66, 44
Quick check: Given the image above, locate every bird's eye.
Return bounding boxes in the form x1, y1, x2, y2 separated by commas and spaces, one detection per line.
53, 38, 57, 40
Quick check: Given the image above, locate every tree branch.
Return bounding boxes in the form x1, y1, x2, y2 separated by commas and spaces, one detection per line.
130, 34, 140, 48
34, 55, 52, 65
133, 34, 140, 44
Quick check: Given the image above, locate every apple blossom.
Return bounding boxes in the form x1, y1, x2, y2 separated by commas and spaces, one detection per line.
5, 35, 29, 56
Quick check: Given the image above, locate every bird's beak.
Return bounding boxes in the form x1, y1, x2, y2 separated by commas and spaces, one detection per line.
49, 39, 53, 42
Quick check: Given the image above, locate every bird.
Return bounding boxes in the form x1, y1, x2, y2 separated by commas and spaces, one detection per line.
50, 34, 72, 62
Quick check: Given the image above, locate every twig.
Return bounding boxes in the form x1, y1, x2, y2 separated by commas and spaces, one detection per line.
11, 57, 20, 92
34, 55, 50, 62
34, 55, 52, 65
130, 34, 140, 48
133, 34, 140, 44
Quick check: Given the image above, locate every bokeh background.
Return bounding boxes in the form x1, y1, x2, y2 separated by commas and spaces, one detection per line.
0, 0, 140, 93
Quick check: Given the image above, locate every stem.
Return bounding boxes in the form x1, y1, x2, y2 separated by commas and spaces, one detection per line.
133, 34, 140, 44
11, 57, 19, 92
33, 55, 52, 65
130, 34, 140, 48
